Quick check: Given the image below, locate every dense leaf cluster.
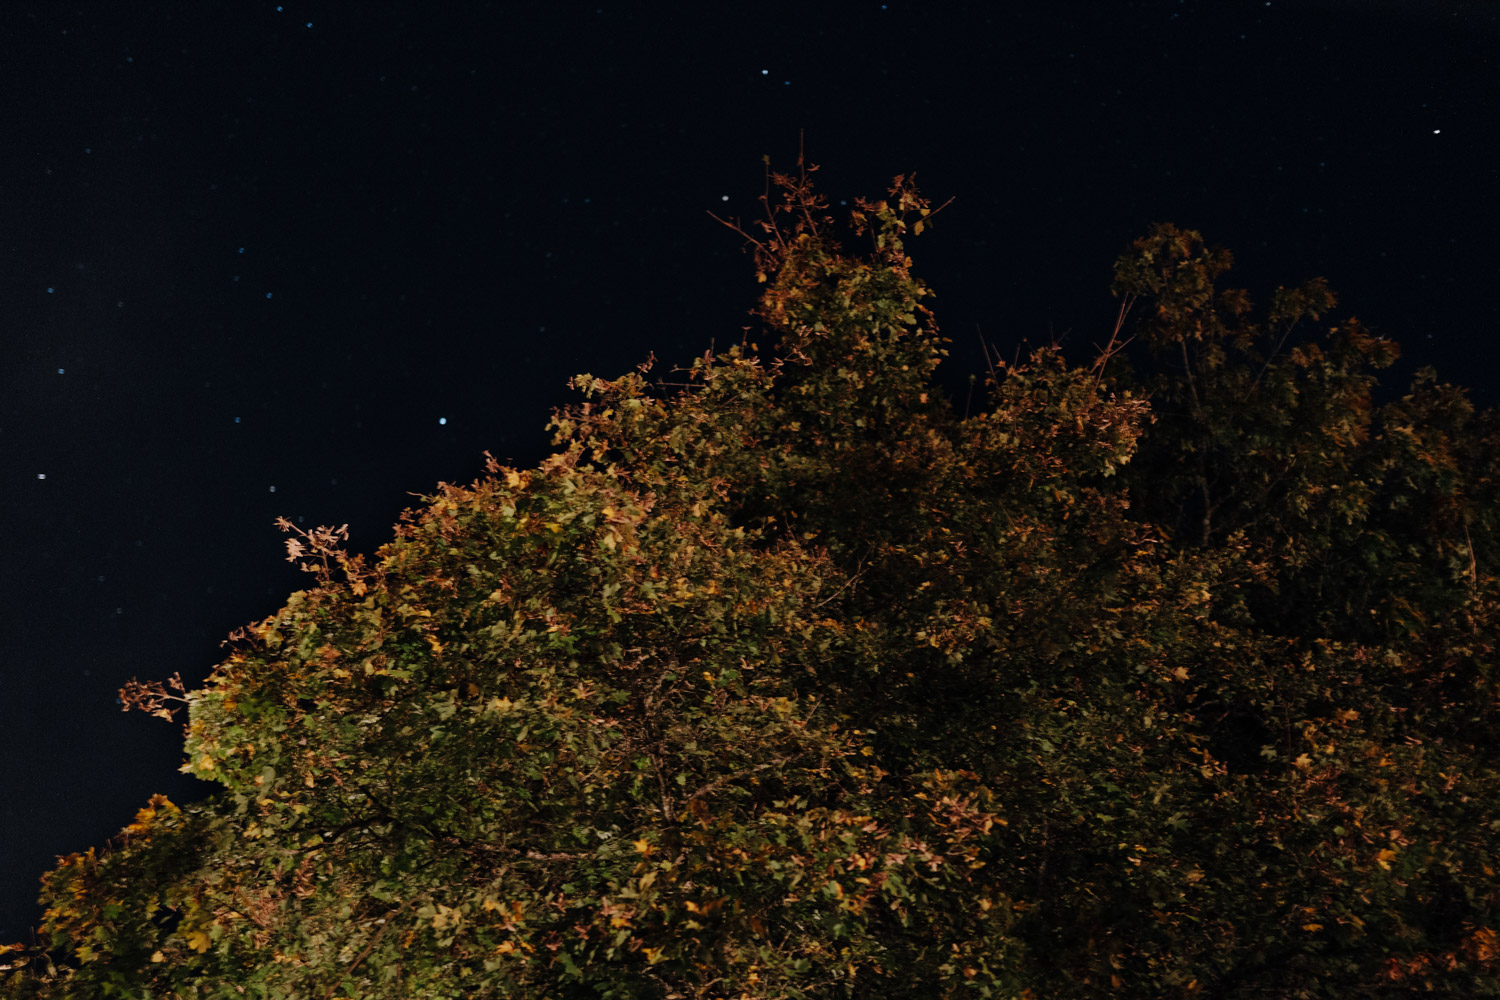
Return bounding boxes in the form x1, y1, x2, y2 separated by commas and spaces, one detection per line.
3, 152, 1496, 998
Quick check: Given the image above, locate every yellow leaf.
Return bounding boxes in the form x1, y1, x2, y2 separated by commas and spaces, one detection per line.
185, 929, 212, 953
1301, 923, 1323, 933
1470, 926, 1497, 961
506, 470, 523, 488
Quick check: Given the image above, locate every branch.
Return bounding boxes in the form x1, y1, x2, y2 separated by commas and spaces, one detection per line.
795, 128, 821, 235
1244, 316, 1300, 403
760, 149, 788, 249
1179, 337, 1202, 412
116, 671, 192, 723
1091, 292, 1137, 394
704, 209, 767, 254
810, 546, 874, 610
1464, 520, 1479, 601
976, 325, 1000, 388
468, 842, 594, 863
322, 897, 421, 1000
685, 753, 802, 805
653, 751, 676, 824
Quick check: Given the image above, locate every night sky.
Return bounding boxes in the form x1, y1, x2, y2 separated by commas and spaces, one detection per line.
4, 0, 1497, 945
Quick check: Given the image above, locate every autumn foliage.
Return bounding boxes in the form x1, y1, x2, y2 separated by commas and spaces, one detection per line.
3, 149, 1497, 998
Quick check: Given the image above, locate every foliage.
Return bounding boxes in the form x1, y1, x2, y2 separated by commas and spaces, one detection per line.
4, 149, 1497, 999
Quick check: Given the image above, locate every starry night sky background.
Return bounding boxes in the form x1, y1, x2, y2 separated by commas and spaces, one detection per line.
4, 0, 1497, 944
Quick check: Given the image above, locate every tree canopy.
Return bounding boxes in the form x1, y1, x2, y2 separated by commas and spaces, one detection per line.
4, 150, 1497, 999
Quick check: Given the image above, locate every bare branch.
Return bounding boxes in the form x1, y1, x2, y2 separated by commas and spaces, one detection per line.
704, 209, 766, 253
810, 545, 874, 610
976, 324, 999, 388
1091, 292, 1137, 394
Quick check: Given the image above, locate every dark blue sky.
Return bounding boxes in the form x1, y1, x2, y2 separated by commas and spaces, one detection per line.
3, 0, 1497, 944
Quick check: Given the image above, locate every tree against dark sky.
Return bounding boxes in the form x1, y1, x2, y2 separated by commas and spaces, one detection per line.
3, 155, 1496, 998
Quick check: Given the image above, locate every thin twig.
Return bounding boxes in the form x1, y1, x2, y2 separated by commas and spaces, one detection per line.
1180, 337, 1202, 412
323, 897, 419, 1000
685, 754, 802, 804
1464, 520, 1479, 600
654, 752, 676, 824
795, 128, 821, 235
977, 324, 999, 387
810, 546, 875, 610
1091, 292, 1136, 394
1034, 819, 1050, 898
760, 149, 788, 249
1245, 317, 1300, 403
704, 208, 767, 252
